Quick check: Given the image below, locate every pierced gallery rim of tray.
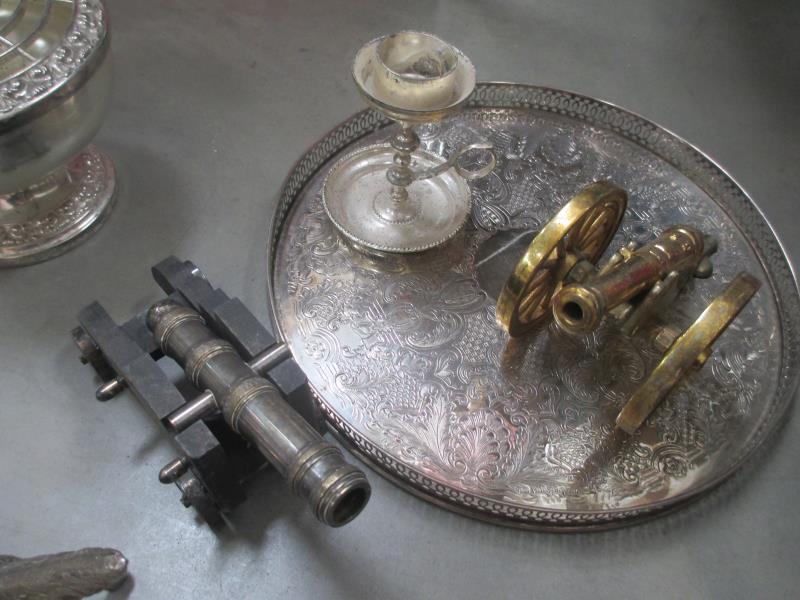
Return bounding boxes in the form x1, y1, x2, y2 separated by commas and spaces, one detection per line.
267, 83, 800, 530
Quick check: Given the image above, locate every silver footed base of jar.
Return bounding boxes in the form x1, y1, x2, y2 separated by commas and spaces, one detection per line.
0, 145, 116, 267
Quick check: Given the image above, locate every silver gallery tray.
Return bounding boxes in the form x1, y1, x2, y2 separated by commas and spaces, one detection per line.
267, 83, 799, 530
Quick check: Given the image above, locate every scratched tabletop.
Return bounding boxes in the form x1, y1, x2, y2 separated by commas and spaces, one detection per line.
0, 1, 798, 598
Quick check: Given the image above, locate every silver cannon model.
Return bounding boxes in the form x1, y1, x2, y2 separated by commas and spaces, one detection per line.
147, 300, 371, 527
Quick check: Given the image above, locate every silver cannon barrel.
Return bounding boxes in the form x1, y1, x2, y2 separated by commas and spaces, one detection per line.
146, 300, 370, 527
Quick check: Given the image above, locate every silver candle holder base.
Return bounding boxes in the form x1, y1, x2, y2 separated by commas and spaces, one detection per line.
323, 142, 471, 254
0, 146, 116, 267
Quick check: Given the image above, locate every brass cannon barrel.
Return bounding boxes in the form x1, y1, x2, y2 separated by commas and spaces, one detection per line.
552, 226, 710, 334
146, 300, 370, 527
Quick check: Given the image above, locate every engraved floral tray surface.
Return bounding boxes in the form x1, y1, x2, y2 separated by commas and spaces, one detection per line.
268, 84, 800, 529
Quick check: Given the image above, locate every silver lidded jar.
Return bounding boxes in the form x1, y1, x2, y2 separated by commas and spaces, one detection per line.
0, 0, 114, 266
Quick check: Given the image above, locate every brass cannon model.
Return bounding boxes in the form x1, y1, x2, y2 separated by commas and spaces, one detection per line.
496, 182, 760, 433
552, 225, 716, 336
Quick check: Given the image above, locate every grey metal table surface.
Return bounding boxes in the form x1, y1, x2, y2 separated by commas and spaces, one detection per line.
1, 1, 797, 598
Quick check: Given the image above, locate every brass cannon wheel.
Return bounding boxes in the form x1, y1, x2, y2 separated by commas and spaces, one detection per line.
495, 181, 627, 337
616, 272, 762, 434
